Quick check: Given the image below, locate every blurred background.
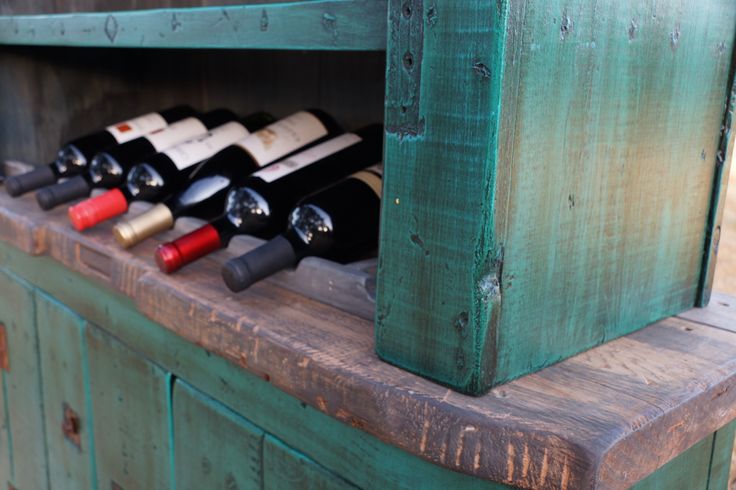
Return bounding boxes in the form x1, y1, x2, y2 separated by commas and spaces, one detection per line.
714, 151, 736, 296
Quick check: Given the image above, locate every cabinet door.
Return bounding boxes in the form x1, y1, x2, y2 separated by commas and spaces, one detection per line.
263, 436, 357, 490
35, 291, 95, 490
172, 380, 263, 490
86, 324, 170, 490
0, 268, 47, 489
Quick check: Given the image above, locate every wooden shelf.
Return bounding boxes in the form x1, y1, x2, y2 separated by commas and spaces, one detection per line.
1, 161, 736, 488
0, 0, 387, 51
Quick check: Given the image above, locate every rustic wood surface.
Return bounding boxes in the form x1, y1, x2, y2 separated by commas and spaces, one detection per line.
0, 0, 388, 51
1, 172, 736, 488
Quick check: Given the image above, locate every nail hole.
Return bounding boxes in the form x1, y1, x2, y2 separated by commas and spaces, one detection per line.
403, 51, 414, 70
402, 2, 412, 18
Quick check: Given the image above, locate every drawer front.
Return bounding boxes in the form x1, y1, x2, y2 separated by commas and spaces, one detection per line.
173, 380, 263, 489
263, 436, 357, 490
35, 291, 96, 490
86, 324, 170, 490
0, 268, 47, 489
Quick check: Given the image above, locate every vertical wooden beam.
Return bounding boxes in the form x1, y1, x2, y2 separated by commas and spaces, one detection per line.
376, 0, 508, 394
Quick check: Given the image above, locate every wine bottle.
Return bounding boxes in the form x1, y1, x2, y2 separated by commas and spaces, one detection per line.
112, 110, 341, 248
221, 164, 383, 292
68, 112, 274, 231
35, 109, 238, 210
5, 105, 195, 197
155, 125, 383, 273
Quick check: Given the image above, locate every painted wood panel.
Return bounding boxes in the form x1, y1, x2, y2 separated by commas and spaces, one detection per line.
0, 0, 388, 51
263, 435, 357, 490
0, 268, 48, 489
173, 380, 263, 490
35, 291, 96, 490
631, 433, 713, 490
86, 324, 170, 490
706, 420, 736, 490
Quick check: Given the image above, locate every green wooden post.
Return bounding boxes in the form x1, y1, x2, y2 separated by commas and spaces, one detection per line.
376, 0, 736, 394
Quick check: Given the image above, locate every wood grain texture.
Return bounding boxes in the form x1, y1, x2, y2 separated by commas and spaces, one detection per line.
0, 268, 48, 489
34, 292, 96, 490
263, 435, 358, 489
2, 203, 736, 488
173, 380, 264, 490
0, 0, 387, 51
678, 291, 736, 333
376, 0, 736, 394
85, 323, 170, 490
706, 420, 736, 490
630, 433, 713, 490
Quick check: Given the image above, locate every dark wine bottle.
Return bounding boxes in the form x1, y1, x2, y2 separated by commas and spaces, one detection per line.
68, 112, 274, 231
35, 109, 237, 210
6, 105, 195, 197
155, 125, 383, 273
112, 110, 341, 248
221, 165, 383, 292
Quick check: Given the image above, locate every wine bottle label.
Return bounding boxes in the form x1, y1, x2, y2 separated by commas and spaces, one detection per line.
106, 112, 168, 144
164, 121, 250, 170
234, 111, 329, 167
252, 133, 362, 183
144, 117, 208, 152
351, 165, 383, 197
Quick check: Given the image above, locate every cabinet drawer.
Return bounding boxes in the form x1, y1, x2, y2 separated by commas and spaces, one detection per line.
35, 292, 95, 489
86, 325, 170, 489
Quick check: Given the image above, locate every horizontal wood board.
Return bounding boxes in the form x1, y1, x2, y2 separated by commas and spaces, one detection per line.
1, 191, 736, 488
0, 0, 388, 51
494, 0, 736, 385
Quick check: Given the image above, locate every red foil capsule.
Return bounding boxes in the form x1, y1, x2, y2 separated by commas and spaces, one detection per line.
155, 224, 223, 273
68, 189, 129, 231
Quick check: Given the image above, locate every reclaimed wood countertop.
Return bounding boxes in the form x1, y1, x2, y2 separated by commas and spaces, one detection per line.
0, 163, 735, 489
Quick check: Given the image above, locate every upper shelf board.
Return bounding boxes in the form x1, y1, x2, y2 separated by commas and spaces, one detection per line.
0, 0, 387, 51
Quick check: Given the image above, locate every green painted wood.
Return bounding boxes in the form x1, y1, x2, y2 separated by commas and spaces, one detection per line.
376, 0, 736, 394
706, 420, 736, 490
0, 0, 387, 51
376, 0, 508, 394
35, 291, 96, 490
85, 323, 170, 490
263, 435, 357, 490
0, 268, 49, 489
173, 380, 263, 490
699, 73, 736, 306
631, 433, 714, 490
0, 244, 503, 489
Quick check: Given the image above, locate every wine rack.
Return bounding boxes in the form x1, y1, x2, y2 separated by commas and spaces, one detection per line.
1, 2, 736, 488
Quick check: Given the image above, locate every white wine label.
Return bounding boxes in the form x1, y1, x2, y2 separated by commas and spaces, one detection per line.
164, 121, 250, 170
234, 111, 328, 166
144, 117, 208, 152
351, 164, 383, 197
252, 133, 362, 183
106, 112, 168, 144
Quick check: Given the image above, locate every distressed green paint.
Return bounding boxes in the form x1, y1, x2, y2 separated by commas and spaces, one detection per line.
35, 292, 96, 490
85, 324, 170, 490
263, 435, 357, 489
376, 0, 508, 394
699, 73, 736, 306
0, 0, 387, 51
0, 268, 49, 489
631, 434, 714, 490
376, 0, 736, 394
706, 420, 736, 490
173, 380, 263, 490
0, 242, 502, 490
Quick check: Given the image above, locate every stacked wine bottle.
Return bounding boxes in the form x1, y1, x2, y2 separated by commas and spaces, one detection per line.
5, 106, 384, 292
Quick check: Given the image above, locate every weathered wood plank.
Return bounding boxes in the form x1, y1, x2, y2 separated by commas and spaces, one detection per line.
263, 435, 358, 489
35, 291, 96, 490
630, 433, 713, 490
0, 0, 387, 51
706, 419, 736, 490
172, 380, 264, 490
85, 323, 170, 490
0, 268, 48, 489
679, 292, 736, 333
0, 162, 47, 255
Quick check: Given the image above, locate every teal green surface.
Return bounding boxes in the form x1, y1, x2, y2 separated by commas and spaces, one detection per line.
376, 0, 736, 394
0, 0, 387, 51
35, 292, 96, 489
631, 434, 714, 490
0, 269, 48, 489
706, 420, 736, 490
